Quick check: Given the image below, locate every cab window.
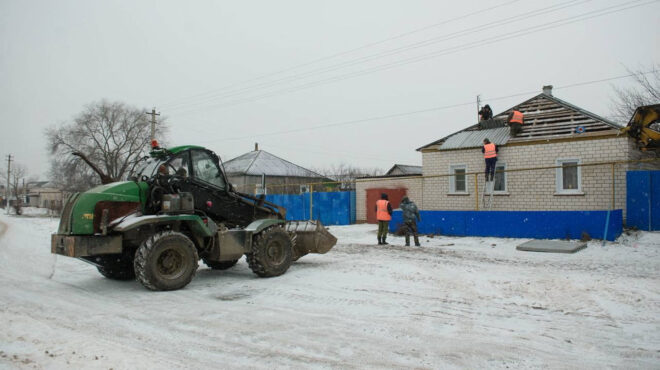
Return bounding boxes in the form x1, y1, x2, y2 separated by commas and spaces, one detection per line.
191, 150, 226, 189
164, 152, 190, 177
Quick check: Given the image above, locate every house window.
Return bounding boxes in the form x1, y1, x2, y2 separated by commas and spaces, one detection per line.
450, 165, 467, 193
494, 163, 507, 192
556, 159, 582, 194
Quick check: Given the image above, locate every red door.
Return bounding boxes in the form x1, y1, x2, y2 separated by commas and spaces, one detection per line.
366, 188, 407, 224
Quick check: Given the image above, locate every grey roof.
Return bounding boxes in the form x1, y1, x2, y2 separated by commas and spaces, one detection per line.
223, 150, 325, 178
439, 127, 510, 150
418, 91, 622, 151
386, 164, 422, 176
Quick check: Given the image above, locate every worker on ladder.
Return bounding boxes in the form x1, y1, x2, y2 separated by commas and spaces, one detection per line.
482, 138, 498, 185
508, 109, 524, 136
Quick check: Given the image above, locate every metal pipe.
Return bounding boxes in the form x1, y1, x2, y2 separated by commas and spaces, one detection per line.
474, 173, 479, 211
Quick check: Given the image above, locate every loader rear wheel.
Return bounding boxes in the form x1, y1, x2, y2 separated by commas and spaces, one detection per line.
246, 226, 292, 277
134, 231, 199, 291
203, 259, 239, 270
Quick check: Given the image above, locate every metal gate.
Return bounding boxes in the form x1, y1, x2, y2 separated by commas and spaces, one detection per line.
626, 171, 660, 231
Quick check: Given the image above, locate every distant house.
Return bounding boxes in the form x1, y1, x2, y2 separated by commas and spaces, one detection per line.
223, 145, 331, 194
355, 85, 659, 223
385, 164, 422, 176
27, 181, 63, 209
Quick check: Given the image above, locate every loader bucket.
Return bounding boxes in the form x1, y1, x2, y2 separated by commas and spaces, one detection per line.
286, 220, 338, 261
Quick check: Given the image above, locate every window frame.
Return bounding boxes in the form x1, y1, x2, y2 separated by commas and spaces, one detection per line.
493, 162, 508, 193
555, 158, 583, 194
449, 164, 468, 194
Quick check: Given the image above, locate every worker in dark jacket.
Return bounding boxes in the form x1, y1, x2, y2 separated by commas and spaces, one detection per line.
508, 109, 524, 136
400, 196, 421, 246
375, 193, 393, 245
479, 104, 493, 121
482, 138, 499, 182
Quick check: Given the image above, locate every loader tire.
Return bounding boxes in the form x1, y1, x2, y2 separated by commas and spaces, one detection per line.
203, 258, 239, 270
134, 231, 198, 291
94, 254, 135, 280
246, 226, 292, 277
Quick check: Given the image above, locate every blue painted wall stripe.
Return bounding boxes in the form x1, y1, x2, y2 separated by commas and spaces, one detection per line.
390, 209, 622, 241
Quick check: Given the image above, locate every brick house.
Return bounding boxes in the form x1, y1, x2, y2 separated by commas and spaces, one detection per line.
356, 86, 658, 223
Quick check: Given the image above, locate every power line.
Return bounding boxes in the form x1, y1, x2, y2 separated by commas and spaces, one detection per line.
169, 0, 655, 116
157, 0, 521, 109
191, 70, 655, 145
164, 0, 587, 112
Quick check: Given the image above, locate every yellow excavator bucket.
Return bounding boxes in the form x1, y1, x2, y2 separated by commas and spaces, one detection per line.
623, 104, 660, 151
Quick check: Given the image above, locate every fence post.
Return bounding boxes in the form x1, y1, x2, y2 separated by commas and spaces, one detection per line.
611, 163, 615, 210
474, 173, 479, 211
309, 183, 313, 220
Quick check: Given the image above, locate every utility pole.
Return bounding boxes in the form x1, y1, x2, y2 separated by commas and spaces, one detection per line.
145, 108, 161, 142
476, 95, 481, 122
5, 154, 12, 215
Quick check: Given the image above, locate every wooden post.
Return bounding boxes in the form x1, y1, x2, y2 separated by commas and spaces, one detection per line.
475, 173, 479, 211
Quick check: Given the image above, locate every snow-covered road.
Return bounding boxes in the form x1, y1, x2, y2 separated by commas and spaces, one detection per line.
0, 212, 659, 369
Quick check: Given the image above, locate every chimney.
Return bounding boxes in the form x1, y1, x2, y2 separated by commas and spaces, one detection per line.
542, 85, 553, 96
254, 143, 259, 151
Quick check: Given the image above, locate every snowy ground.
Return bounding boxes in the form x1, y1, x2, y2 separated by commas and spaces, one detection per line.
0, 210, 659, 369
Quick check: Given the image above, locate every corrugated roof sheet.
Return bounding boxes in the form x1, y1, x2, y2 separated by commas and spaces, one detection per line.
439, 127, 510, 150
386, 164, 422, 176
223, 150, 325, 178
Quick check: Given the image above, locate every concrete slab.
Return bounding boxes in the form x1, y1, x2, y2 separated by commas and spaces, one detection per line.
516, 240, 587, 253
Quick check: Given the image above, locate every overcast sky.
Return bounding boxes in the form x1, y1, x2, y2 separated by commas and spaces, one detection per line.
1, 0, 658, 178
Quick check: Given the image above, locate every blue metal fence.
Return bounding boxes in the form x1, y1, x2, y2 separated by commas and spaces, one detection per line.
390, 209, 622, 241
265, 191, 355, 225
626, 171, 660, 231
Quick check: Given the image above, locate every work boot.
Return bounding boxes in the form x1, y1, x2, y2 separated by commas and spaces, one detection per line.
377, 236, 382, 245
382, 237, 389, 245
414, 236, 420, 247
405, 235, 410, 246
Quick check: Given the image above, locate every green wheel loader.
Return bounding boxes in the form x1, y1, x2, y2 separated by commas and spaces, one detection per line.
51, 144, 337, 291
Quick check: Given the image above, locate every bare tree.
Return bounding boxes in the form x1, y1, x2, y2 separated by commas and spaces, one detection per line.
313, 163, 384, 190
610, 65, 660, 123
0, 162, 27, 215
45, 100, 168, 192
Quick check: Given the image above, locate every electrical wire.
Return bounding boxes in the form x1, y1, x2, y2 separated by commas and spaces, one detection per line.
169, 0, 655, 116
157, 0, 521, 109
188, 70, 656, 144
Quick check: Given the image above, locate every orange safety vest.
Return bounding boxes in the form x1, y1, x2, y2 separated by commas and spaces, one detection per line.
376, 199, 391, 221
483, 143, 497, 158
510, 110, 524, 124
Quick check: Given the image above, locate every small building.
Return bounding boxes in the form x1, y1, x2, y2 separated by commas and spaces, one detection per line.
27, 181, 63, 210
356, 85, 659, 224
223, 145, 331, 195
385, 164, 422, 176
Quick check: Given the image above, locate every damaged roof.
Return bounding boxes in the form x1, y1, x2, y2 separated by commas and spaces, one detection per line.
223, 150, 326, 178
418, 89, 622, 151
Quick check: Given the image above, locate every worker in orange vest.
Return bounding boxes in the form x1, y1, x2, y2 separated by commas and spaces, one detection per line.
482, 138, 499, 182
375, 193, 393, 245
508, 109, 524, 136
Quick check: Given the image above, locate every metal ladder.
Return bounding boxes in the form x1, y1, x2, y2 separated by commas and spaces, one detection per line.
482, 180, 494, 210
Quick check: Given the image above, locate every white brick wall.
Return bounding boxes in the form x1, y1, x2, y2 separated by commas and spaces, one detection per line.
354, 136, 657, 222
355, 177, 422, 222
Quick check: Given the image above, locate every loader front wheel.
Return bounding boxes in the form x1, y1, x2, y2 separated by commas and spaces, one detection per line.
134, 231, 199, 291
246, 226, 292, 277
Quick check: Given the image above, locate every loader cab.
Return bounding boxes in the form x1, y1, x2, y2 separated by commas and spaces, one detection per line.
161, 147, 277, 227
